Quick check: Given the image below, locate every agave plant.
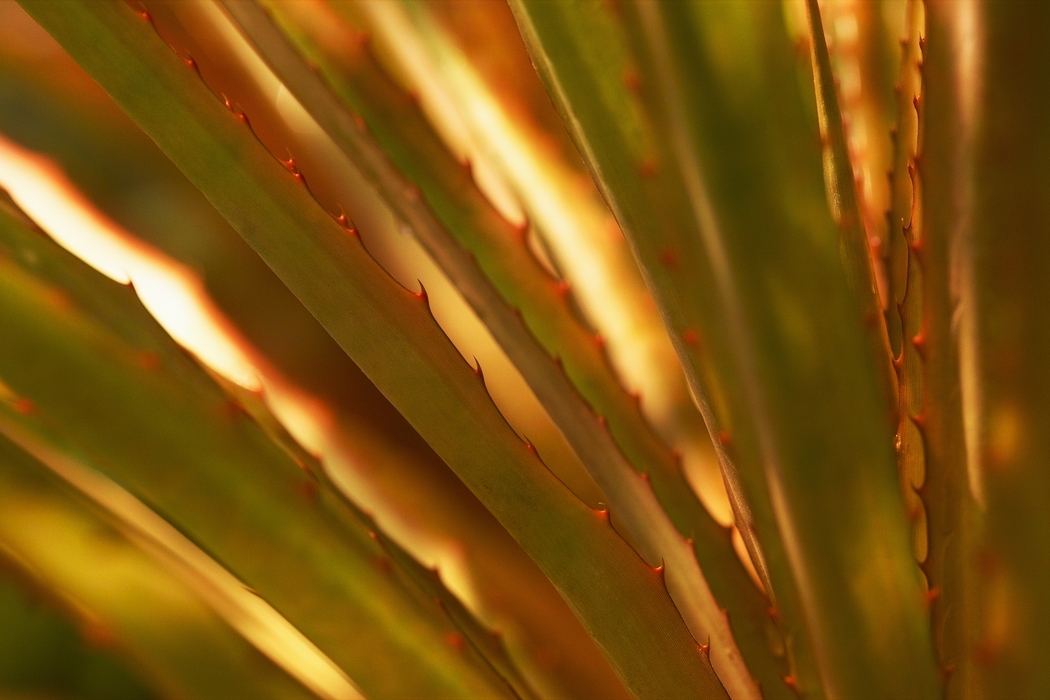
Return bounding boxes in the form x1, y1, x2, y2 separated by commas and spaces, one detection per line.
0, 0, 1045, 698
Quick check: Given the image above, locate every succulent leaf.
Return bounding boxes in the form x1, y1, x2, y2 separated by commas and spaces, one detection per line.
2, 0, 1047, 697
0, 433, 324, 700
224, 4, 777, 698
15, 2, 728, 696
0, 194, 520, 699
511, 0, 941, 696
0, 49, 623, 698
805, 0, 899, 418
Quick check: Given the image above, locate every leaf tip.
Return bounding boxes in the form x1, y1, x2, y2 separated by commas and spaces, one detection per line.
414, 281, 429, 306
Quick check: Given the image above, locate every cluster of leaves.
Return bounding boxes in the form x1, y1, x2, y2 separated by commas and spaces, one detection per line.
0, 1, 1047, 698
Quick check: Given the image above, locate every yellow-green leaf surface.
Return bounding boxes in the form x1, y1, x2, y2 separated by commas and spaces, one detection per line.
0, 570, 154, 700
0, 40, 624, 698
512, 1, 940, 697
0, 192, 533, 700
0, 433, 319, 700
227, 4, 777, 697
342, 0, 742, 577
218, 379, 540, 700
0, 196, 520, 699
16, 2, 726, 696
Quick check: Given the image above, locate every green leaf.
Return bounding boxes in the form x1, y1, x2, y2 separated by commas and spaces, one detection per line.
819, 0, 904, 354
888, 0, 926, 554
15, 2, 726, 696
227, 3, 775, 696
0, 197, 518, 699
217, 378, 541, 700
511, 1, 940, 697
805, 0, 898, 418
0, 432, 319, 700
0, 50, 625, 699
886, 2, 972, 695
925, 2, 1050, 696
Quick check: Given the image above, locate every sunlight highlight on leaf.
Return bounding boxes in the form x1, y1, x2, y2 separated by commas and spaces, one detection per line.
0, 421, 363, 700
0, 130, 501, 652
0, 135, 259, 392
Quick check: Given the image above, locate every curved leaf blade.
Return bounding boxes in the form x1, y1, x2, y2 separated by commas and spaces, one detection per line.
0, 49, 624, 699
0, 196, 516, 699
0, 432, 323, 700
224, 4, 774, 697
15, 2, 727, 696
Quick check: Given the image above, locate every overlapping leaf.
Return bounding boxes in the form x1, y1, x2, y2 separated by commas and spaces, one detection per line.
225, 3, 775, 696
16, 2, 726, 696
0, 433, 321, 700
0, 194, 531, 698
0, 37, 626, 698
512, 1, 939, 696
